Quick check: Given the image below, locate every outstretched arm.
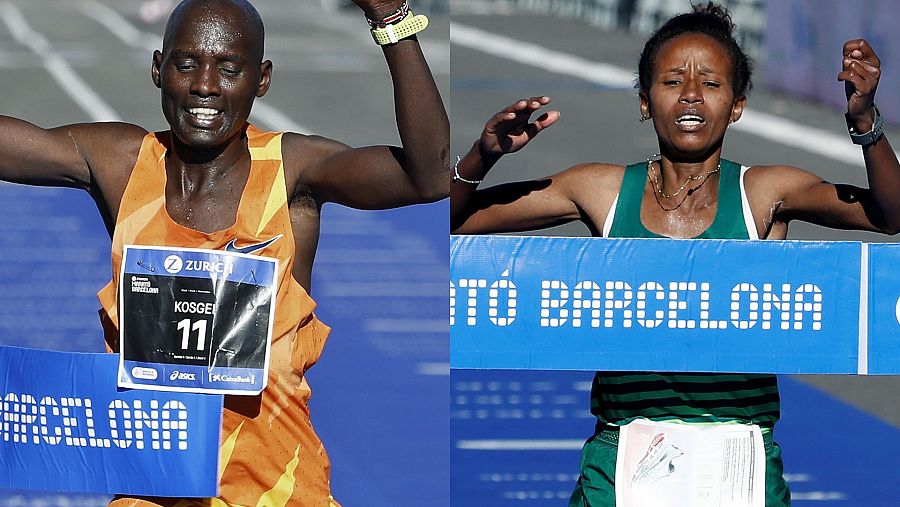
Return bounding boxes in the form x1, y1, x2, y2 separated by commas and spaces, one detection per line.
0, 116, 93, 189
0, 117, 144, 199
451, 96, 592, 234
772, 39, 900, 234
296, 0, 449, 209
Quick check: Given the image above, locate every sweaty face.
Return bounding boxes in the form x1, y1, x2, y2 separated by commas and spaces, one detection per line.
641, 32, 744, 160
154, 10, 267, 150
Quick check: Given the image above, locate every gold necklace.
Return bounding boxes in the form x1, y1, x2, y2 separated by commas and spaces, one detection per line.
646, 155, 720, 212
646, 154, 720, 199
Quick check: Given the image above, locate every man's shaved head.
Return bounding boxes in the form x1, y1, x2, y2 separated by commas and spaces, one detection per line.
162, 0, 265, 63
153, 0, 272, 151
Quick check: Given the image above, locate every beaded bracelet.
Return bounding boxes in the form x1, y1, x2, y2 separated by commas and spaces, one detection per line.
452, 156, 483, 185
365, 0, 410, 29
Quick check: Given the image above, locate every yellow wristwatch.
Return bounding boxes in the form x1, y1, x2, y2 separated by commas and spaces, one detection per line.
371, 11, 429, 45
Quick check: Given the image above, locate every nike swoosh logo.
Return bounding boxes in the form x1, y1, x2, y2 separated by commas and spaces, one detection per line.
223, 234, 283, 255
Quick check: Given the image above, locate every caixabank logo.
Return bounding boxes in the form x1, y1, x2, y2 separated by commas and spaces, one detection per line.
209, 373, 256, 384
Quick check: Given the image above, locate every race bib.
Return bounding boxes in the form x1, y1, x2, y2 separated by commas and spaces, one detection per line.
117, 245, 278, 395
615, 419, 765, 507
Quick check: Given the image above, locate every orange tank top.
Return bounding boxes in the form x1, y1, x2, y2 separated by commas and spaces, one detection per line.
99, 126, 339, 507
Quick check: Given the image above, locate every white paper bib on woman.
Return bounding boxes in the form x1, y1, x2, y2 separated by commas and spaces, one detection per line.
616, 419, 765, 507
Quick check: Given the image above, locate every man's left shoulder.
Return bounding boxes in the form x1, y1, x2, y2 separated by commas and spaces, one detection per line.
281, 132, 348, 166
279, 132, 348, 199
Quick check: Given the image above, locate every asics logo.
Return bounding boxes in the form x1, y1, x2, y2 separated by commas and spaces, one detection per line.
169, 371, 196, 381
223, 234, 283, 255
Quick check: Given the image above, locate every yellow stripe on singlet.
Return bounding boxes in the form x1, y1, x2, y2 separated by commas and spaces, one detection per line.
256, 164, 287, 237
255, 444, 301, 507
218, 422, 244, 483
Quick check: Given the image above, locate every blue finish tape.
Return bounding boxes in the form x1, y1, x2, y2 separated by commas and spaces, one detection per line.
449, 235, 893, 374
0, 345, 222, 496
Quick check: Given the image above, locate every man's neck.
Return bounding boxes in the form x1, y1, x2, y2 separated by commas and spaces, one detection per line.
167, 131, 250, 192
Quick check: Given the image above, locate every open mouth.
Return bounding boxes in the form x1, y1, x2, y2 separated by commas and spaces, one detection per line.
676, 114, 705, 127
186, 107, 223, 122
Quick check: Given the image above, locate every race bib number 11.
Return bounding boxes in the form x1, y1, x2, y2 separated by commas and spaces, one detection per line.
117, 245, 278, 395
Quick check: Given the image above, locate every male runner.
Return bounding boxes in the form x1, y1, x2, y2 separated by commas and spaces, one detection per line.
0, 0, 448, 504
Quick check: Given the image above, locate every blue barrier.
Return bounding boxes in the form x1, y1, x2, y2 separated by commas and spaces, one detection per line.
0, 345, 222, 496
450, 236, 900, 374
868, 243, 900, 374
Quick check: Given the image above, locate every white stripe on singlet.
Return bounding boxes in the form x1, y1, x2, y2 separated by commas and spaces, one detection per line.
602, 194, 619, 237
739, 165, 760, 240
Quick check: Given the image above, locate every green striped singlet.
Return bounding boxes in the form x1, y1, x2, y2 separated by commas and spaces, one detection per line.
594, 159, 780, 429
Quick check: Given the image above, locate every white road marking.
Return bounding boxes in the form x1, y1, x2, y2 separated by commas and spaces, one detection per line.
737, 109, 872, 168
452, 0, 514, 15
452, 22, 634, 88
249, 100, 312, 135
0, 1, 121, 122
451, 22, 900, 168
457, 439, 585, 450
79, 0, 159, 50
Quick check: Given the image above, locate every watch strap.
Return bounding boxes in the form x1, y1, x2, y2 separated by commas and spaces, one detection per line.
846, 105, 884, 146
371, 12, 428, 45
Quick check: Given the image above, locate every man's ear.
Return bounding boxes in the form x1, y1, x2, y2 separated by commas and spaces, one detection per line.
256, 60, 273, 98
151, 50, 163, 89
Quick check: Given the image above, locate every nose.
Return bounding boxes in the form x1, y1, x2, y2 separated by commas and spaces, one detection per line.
190, 63, 221, 97
679, 78, 703, 104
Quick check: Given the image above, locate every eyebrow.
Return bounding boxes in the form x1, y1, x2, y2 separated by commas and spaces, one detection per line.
169, 50, 197, 59
663, 66, 721, 75
169, 50, 243, 63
